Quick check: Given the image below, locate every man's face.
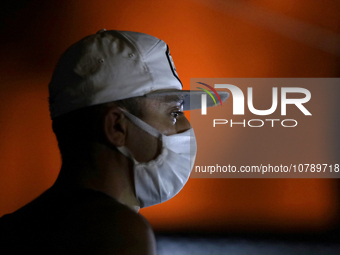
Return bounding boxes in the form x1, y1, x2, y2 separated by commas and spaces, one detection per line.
124, 95, 191, 163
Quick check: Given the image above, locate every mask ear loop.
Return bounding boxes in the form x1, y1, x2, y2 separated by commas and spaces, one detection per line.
118, 107, 162, 139
117, 108, 165, 166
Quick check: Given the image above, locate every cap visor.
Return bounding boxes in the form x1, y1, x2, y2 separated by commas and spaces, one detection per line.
145, 90, 229, 111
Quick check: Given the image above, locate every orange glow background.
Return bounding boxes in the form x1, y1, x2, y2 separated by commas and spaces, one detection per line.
1, 0, 339, 234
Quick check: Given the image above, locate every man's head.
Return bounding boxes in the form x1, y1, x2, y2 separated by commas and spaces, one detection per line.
49, 29, 227, 208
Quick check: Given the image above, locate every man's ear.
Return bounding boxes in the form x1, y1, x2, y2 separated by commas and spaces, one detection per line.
103, 107, 127, 147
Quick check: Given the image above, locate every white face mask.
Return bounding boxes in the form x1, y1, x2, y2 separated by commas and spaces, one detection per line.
117, 108, 197, 208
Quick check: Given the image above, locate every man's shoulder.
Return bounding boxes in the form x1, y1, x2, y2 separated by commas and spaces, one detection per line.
72, 188, 148, 229
84, 190, 156, 253
85, 199, 156, 254
0, 187, 144, 226
66, 189, 156, 255
0, 188, 156, 254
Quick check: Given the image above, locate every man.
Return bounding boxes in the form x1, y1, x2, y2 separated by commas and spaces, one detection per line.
0, 29, 228, 254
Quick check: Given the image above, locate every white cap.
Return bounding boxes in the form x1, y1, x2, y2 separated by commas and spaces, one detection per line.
49, 29, 228, 119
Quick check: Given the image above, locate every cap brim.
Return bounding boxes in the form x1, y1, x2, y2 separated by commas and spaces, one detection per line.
145, 90, 229, 111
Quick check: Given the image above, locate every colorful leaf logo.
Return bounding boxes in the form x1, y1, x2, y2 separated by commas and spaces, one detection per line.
196, 82, 223, 106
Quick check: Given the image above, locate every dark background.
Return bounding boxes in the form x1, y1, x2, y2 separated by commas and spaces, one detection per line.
1, 0, 340, 253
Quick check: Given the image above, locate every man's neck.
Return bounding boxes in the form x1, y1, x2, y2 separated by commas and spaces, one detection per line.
53, 146, 140, 211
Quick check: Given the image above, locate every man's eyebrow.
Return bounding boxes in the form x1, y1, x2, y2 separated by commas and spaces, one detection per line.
145, 94, 185, 106
163, 95, 185, 104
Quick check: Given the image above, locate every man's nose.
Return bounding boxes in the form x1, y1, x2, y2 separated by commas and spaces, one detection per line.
176, 116, 191, 133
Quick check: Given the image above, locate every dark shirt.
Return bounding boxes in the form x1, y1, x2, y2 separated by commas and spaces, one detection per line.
0, 187, 151, 254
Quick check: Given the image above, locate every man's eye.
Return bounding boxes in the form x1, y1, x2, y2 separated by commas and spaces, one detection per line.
171, 111, 183, 118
